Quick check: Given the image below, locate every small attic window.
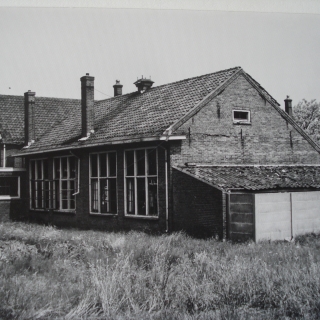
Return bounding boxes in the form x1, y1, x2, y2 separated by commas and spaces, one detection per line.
233, 110, 251, 124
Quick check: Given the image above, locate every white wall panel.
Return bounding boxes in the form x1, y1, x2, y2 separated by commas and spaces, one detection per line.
292, 191, 320, 236
255, 193, 291, 241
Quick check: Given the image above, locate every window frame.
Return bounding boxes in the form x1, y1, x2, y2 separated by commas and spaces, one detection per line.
29, 158, 50, 210
0, 176, 20, 200
53, 155, 78, 212
233, 110, 251, 124
124, 147, 158, 218
89, 151, 118, 215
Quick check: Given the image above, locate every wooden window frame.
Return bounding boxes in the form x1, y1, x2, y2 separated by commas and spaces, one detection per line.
0, 176, 20, 200
124, 148, 158, 218
53, 156, 78, 212
89, 151, 117, 215
29, 158, 50, 210
233, 110, 251, 124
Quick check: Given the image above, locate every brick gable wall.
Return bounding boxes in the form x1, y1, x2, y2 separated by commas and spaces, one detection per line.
171, 74, 320, 165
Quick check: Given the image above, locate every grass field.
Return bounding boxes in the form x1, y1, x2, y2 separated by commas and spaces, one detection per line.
0, 222, 320, 319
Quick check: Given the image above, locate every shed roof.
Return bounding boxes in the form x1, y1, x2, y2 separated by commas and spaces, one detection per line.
173, 165, 320, 191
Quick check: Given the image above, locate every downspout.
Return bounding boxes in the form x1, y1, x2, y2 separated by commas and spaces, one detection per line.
70, 151, 80, 196
165, 148, 169, 232
3, 143, 6, 168
290, 192, 293, 240
159, 145, 169, 232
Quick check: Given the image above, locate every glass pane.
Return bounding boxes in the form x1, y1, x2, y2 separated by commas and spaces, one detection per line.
109, 178, 117, 213
137, 150, 145, 176
148, 178, 158, 216
109, 152, 117, 177
100, 179, 107, 213
100, 178, 117, 214
36, 181, 43, 208
54, 158, 60, 179
126, 151, 134, 176
31, 181, 35, 208
36, 160, 42, 179
126, 178, 135, 214
0, 177, 18, 196
99, 153, 107, 177
91, 154, 98, 177
69, 157, 76, 179
147, 149, 157, 175
137, 178, 146, 215
45, 181, 50, 209
70, 180, 75, 209
61, 157, 68, 178
91, 179, 98, 212
61, 181, 68, 200
31, 161, 35, 180
43, 159, 49, 180
53, 180, 60, 209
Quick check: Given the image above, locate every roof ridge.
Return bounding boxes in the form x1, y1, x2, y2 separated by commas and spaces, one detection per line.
150, 66, 242, 90
96, 66, 242, 103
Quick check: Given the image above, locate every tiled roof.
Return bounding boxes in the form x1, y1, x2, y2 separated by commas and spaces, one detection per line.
18, 67, 242, 154
0, 95, 80, 144
173, 165, 320, 191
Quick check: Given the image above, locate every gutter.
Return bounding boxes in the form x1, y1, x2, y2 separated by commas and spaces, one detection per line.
12, 135, 186, 157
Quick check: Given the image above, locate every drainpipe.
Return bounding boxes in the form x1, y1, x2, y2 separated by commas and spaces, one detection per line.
3, 143, 6, 168
165, 148, 169, 232
70, 151, 80, 196
159, 145, 169, 232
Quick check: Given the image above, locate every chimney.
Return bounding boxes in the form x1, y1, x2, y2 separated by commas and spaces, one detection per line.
284, 95, 292, 117
113, 80, 123, 97
80, 73, 95, 137
134, 76, 154, 93
24, 90, 36, 146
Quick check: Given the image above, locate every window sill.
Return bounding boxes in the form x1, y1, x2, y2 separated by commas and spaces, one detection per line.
30, 209, 76, 215
53, 210, 76, 215
90, 212, 117, 216
124, 214, 159, 220
233, 121, 251, 125
0, 196, 20, 200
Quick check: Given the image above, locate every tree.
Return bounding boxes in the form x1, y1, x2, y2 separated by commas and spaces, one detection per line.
293, 99, 320, 144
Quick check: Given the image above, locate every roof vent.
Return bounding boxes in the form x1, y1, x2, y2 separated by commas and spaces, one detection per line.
134, 76, 154, 93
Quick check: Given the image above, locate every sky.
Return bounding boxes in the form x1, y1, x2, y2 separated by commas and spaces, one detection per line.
0, 5, 320, 109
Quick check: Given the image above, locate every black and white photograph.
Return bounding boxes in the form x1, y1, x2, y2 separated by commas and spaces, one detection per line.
1, 0, 320, 318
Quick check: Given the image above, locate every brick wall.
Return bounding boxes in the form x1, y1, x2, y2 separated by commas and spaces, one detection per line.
0, 170, 28, 221
0, 144, 24, 168
171, 74, 320, 165
172, 168, 223, 239
27, 142, 168, 234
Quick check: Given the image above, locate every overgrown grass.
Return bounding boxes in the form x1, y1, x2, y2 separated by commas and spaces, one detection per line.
0, 222, 320, 319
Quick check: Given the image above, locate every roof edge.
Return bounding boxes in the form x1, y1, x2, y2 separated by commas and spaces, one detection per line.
13, 135, 186, 156
172, 165, 227, 192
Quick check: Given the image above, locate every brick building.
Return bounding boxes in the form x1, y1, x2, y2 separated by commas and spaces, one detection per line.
1, 66, 320, 241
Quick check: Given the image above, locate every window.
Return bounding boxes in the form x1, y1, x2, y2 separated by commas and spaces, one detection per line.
53, 156, 77, 210
90, 152, 117, 214
30, 159, 50, 209
233, 110, 251, 124
125, 148, 158, 217
0, 177, 19, 198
